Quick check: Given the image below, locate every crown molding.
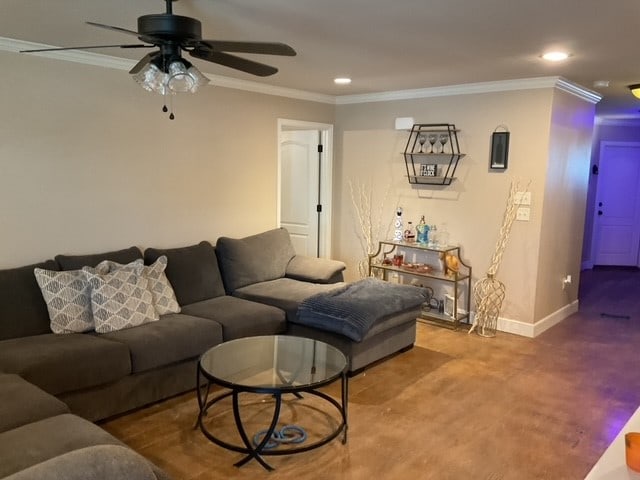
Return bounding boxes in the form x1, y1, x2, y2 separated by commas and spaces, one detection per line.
0, 36, 335, 105
554, 77, 602, 104
1, 37, 600, 106
335, 77, 602, 105
595, 116, 640, 127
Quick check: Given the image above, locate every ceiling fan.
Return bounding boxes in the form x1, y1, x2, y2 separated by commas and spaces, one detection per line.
21, 0, 296, 117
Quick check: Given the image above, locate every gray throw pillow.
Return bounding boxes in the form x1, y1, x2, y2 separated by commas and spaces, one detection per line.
83, 263, 158, 333
33, 268, 94, 334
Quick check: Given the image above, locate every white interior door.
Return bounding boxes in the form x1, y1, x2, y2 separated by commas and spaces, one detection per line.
592, 141, 640, 266
279, 130, 320, 256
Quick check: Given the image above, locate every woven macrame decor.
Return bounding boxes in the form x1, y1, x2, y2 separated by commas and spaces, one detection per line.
469, 179, 529, 337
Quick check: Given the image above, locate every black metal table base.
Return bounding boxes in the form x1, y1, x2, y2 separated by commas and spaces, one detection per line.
196, 368, 348, 471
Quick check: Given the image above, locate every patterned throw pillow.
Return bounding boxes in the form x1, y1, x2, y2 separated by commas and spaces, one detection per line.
33, 268, 94, 334
83, 263, 158, 334
95, 257, 180, 315
142, 256, 181, 315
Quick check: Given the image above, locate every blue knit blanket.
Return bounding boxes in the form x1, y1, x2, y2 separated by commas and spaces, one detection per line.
295, 278, 428, 342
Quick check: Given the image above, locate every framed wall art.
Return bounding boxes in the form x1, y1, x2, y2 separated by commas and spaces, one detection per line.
490, 128, 510, 170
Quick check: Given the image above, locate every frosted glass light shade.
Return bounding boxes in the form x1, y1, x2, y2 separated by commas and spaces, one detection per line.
132, 58, 209, 95
132, 63, 168, 95
629, 84, 640, 99
167, 61, 195, 93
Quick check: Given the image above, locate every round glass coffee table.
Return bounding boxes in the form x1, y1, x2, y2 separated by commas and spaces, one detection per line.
196, 335, 348, 471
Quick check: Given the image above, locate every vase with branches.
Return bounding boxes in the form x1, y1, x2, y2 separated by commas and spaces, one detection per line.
348, 179, 393, 278
469, 179, 530, 337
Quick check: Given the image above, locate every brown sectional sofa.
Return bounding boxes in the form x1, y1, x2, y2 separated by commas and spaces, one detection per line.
0, 227, 419, 478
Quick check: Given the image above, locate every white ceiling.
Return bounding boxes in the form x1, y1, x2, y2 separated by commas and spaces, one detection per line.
3, 0, 640, 118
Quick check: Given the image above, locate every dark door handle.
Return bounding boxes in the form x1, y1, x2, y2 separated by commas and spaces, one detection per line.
598, 210, 603, 216
598, 202, 603, 207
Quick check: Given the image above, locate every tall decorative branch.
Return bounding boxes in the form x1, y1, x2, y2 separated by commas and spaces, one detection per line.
469, 179, 530, 336
349, 179, 392, 278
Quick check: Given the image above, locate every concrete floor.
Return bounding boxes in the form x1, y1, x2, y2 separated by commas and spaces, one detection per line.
102, 268, 640, 480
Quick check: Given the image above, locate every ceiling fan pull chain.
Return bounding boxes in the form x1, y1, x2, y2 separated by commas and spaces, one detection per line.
169, 93, 175, 120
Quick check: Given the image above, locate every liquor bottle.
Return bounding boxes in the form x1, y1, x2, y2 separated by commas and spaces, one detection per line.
404, 222, 415, 242
393, 207, 404, 242
416, 215, 429, 244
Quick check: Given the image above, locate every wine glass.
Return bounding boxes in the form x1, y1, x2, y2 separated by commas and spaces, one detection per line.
427, 134, 438, 153
418, 134, 427, 153
439, 134, 449, 154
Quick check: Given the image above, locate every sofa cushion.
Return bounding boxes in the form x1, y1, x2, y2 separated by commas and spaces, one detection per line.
3, 445, 164, 480
33, 268, 94, 334
216, 228, 296, 293
0, 260, 58, 341
55, 246, 142, 271
83, 264, 159, 334
0, 414, 123, 478
144, 241, 225, 305
0, 334, 131, 395
232, 277, 343, 322
0, 374, 70, 434
98, 313, 223, 373
181, 296, 287, 340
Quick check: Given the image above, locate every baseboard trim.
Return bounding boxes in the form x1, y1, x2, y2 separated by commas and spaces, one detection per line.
582, 260, 594, 270
490, 300, 579, 338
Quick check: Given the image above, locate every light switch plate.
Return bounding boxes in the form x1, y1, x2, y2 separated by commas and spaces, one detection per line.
514, 191, 532, 205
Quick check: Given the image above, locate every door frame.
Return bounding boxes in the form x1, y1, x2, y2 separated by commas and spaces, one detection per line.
277, 119, 334, 257
589, 140, 640, 267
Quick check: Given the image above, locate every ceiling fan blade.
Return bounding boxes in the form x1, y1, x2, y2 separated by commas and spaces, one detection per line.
197, 40, 296, 56
21, 44, 152, 53
129, 51, 161, 74
190, 48, 278, 76
86, 21, 141, 38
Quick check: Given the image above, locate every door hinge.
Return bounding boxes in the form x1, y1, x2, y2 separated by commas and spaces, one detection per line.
316, 204, 322, 213
317, 144, 323, 153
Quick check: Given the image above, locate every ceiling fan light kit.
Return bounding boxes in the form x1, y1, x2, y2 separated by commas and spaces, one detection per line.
20, 0, 296, 119
628, 84, 640, 99
133, 58, 209, 95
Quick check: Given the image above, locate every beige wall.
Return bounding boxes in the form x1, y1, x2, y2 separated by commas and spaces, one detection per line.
334, 87, 593, 328
3, 50, 597, 332
0, 51, 333, 268
534, 90, 595, 321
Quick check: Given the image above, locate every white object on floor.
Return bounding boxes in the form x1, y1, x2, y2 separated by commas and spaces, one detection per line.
584, 406, 640, 479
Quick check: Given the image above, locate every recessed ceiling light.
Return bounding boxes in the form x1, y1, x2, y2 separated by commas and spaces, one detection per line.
593, 80, 610, 88
334, 77, 352, 85
541, 51, 570, 62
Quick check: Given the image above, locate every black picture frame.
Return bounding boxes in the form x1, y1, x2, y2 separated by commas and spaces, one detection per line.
490, 131, 510, 170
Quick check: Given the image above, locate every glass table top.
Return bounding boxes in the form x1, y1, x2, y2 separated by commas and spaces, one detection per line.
199, 335, 347, 391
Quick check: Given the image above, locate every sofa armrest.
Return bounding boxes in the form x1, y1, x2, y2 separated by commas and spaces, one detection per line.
285, 255, 346, 284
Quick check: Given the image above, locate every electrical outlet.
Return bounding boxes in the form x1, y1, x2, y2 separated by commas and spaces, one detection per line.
516, 207, 530, 221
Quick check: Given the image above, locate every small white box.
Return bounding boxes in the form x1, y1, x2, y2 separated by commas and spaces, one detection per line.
444, 295, 455, 318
